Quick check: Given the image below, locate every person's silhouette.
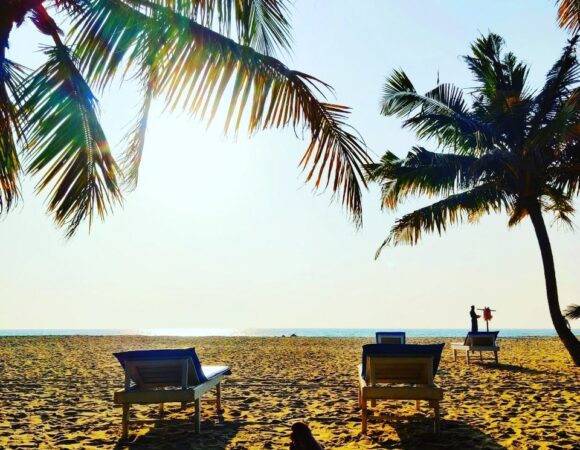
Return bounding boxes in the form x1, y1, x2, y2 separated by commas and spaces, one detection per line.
470, 305, 481, 332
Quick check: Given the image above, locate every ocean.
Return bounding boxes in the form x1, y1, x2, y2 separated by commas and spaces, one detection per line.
0, 328, 575, 337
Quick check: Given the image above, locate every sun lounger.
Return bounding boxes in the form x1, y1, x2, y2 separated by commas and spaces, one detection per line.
113, 348, 231, 438
451, 331, 500, 364
375, 331, 406, 344
358, 343, 445, 433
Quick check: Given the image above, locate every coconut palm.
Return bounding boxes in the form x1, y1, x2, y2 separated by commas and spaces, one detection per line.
367, 33, 580, 365
0, 0, 369, 237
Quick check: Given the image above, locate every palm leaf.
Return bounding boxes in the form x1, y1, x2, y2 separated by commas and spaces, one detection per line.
120, 76, 153, 190
556, 0, 580, 33
549, 140, 580, 197
532, 35, 579, 131
464, 35, 533, 150
124, 0, 293, 56
70, 0, 369, 223
245, 0, 293, 56
70, 0, 146, 91
22, 45, 122, 237
543, 185, 575, 226
0, 58, 25, 213
564, 303, 580, 320
529, 88, 580, 155
366, 147, 479, 209
376, 183, 514, 257
381, 70, 492, 154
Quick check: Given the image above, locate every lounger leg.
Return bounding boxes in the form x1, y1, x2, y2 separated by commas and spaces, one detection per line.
194, 398, 201, 433
416, 400, 421, 411
371, 399, 376, 407
453, 349, 457, 361
466, 351, 470, 364
434, 401, 440, 434
216, 382, 222, 413
121, 404, 130, 439
480, 351, 483, 362
361, 400, 368, 434
159, 403, 164, 417
494, 351, 498, 364
181, 401, 187, 411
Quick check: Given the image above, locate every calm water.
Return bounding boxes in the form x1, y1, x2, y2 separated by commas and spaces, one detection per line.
0, 328, 575, 338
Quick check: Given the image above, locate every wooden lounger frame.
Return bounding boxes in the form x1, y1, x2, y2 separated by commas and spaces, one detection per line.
358, 356, 443, 433
451, 334, 500, 364
113, 358, 225, 438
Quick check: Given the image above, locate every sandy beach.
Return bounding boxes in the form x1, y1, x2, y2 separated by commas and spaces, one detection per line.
0, 336, 578, 449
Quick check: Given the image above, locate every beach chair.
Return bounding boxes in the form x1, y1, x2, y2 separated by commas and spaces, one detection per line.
358, 343, 445, 433
451, 331, 500, 364
375, 331, 406, 344
113, 348, 231, 438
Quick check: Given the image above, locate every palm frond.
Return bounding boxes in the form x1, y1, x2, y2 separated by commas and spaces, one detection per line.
507, 201, 528, 227
556, 0, 580, 33
564, 303, 580, 320
464, 34, 534, 150
375, 183, 513, 257
50, 0, 89, 13
532, 35, 579, 130
381, 70, 492, 153
245, 0, 293, 56
549, 140, 580, 196
366, 147, 479, 209
0, 58, 25, 213
120, 76, 153, 190
529, 88, 580, 156
22, 45, 122, 237
125, 0, 293, 56
71, 0, 369, 222
70, 0, 147, 91
29, 4, 64, 36
464, 33, 507, 94
543, 185, 575, 227
464, 33, 531, 106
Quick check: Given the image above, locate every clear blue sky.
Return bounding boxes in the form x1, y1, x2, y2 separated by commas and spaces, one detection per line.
1, 0, 577, 329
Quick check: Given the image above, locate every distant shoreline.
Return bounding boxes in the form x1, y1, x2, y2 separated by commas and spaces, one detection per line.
0, 328, 577, 338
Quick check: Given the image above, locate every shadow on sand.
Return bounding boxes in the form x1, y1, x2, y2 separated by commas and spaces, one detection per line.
368, 418, 505, 450
477, 362, 547, 375
114, 418, 241, 449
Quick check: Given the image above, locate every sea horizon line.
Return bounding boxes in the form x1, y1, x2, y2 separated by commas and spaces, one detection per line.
0, 328, 577, 338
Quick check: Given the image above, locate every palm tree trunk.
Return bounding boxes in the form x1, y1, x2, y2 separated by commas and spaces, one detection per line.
528, 203, 580, 366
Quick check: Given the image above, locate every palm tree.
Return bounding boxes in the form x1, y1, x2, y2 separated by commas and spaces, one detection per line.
0, 1, 369, 237
367, 33, 580, 365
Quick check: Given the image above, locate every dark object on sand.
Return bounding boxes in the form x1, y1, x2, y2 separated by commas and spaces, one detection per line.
290, 422, 323, 450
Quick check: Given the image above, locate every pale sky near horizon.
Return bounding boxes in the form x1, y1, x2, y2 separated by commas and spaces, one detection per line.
1, 1, 578, 330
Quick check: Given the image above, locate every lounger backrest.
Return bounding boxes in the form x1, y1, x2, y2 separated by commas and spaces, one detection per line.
375, 332, 406, 344
361, 343, 445, 381
113, 348, 208, 390
367, 356, 434, 385
125, 358, 199, 389
464, 332, 499, 346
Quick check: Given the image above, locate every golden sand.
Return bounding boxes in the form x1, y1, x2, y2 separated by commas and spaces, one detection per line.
0, 336, 578, 449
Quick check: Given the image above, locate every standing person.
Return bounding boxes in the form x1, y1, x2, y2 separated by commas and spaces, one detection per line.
470, 306, 481, 332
